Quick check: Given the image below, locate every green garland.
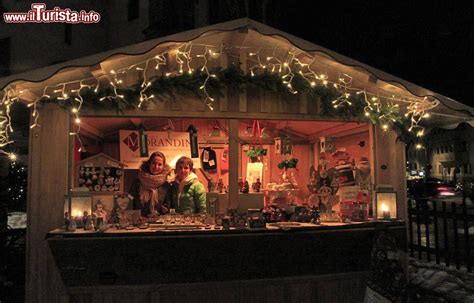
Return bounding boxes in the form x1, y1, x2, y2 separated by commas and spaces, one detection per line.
44, 66, 417, 143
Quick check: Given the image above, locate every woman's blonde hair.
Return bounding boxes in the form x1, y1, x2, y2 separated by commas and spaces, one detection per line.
140, 151, 167, 173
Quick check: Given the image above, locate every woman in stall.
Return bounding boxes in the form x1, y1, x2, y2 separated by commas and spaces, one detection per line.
129, 151, 172, 217
170, 156, 207, 214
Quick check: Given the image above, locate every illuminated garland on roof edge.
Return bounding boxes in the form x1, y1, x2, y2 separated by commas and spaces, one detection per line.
0, 43, 438, 160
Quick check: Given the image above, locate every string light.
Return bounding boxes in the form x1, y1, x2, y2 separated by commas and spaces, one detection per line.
0, 41, 440, 158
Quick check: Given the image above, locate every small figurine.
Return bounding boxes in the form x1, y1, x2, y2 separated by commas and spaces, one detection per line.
82, 211, 89, 227
242, 180, 250, 193
117, 209, 129, 228
318, 185, 338, 214
252, 178, 261, 193
208, 179, 215, 192
238, 177, 244, 192
93, 201, 107, 224
84, 215, 94, 230
269, 203, 283, 222
309, 206, 321, 224
64, 212, 70, 229
217, 178, 224, 193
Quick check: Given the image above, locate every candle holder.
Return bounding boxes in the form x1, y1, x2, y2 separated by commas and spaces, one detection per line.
375, 190, 397, 220
64, 188, 92, 228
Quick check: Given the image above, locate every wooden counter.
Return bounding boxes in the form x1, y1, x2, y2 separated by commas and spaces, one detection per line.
47, 221, 406, 302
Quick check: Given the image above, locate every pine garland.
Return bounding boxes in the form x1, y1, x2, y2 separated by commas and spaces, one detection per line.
43, 66, 417, 143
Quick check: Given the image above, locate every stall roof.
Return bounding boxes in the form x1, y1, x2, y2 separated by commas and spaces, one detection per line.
1, 18, 473, 127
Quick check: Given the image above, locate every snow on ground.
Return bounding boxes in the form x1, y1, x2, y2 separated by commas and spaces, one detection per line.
409, 258, 474, 302
8, 212, 27, 229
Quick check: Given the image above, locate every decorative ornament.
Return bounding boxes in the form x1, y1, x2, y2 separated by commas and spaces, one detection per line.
186, 124, 199, 158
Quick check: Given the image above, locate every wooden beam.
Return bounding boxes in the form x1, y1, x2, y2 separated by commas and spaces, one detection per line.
329, 124, 369, 138
80, 122, 104, 141
129, 118, 142, 127
272, 121, 309, 140
239, 49, 247, 112
309, 123, 354, 140
79, 108, 369, 124
228, 119, 239, 209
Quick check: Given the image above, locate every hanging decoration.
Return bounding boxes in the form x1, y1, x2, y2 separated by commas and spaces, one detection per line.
186, 124, 199, 158
138, 125, 148, 158
245, 120, 267, 161
0, 41, 440, 160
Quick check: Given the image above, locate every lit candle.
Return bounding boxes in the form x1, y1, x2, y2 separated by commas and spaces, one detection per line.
72, 209, 84, 227
381, 204, 390, 220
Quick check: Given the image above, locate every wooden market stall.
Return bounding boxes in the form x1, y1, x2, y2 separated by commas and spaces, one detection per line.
1, 18, 473, 303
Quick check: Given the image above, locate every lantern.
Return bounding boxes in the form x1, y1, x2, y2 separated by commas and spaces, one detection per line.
375, 191, 397, 220
64, 189, 92, 226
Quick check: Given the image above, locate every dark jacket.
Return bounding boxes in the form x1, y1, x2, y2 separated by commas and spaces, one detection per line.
129, 180, 171, 217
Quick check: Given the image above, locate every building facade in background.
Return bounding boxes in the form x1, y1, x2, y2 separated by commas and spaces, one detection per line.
407, 122, 474, 185
426, 123, 473, 184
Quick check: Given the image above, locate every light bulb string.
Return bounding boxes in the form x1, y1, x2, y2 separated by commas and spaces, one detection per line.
0, 42, 440, 158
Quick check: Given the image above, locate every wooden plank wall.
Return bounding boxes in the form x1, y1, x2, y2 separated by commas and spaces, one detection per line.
68, 271, 370, 303
373, 126, 408, 220
26, 103, 70, 303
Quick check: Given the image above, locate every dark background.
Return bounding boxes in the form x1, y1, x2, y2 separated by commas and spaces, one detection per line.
264, 1, 474, 105
1, 1, 473, 104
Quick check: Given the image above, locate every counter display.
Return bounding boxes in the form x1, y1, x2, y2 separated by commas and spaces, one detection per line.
47, 221, 406, 289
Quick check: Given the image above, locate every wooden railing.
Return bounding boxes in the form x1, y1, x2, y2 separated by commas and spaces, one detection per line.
408, 197, 474, 272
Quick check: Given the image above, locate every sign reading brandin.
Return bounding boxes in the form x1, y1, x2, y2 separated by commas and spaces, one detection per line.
119, 130, 200, 169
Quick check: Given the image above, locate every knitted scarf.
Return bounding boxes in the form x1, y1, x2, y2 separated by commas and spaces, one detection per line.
177, 172, 198, 193
138, 166, 170, 213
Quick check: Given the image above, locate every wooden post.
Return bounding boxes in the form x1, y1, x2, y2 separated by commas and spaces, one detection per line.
219, 52, 228, 112
26, 103, 70, 303
372, 126, 407, 221
228, 119, 239, 209
239, 49, 247, 112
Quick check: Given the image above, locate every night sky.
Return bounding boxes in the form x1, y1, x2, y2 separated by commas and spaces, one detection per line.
2, 1, 473, 105
266, 1, 474, 105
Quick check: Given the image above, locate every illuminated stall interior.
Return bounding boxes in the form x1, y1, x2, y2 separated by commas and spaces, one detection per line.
73, 117, 372, 221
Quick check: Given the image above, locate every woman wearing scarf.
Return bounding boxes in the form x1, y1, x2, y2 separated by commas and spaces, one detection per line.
170, 156, 207, 214
129, 151, 172, 217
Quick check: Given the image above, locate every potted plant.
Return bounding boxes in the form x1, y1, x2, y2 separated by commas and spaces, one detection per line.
246, 147, 268, 162
277, 158, 299, 184
277, 158, 298, 170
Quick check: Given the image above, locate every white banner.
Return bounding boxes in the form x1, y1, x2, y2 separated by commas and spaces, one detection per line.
119, 130, 200, 169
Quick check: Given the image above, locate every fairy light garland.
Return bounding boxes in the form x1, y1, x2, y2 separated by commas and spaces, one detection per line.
0, 42, 440, 160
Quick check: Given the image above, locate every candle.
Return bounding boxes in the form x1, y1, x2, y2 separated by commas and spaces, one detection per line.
72, 209, 84, 227
381, 204, 390, 220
